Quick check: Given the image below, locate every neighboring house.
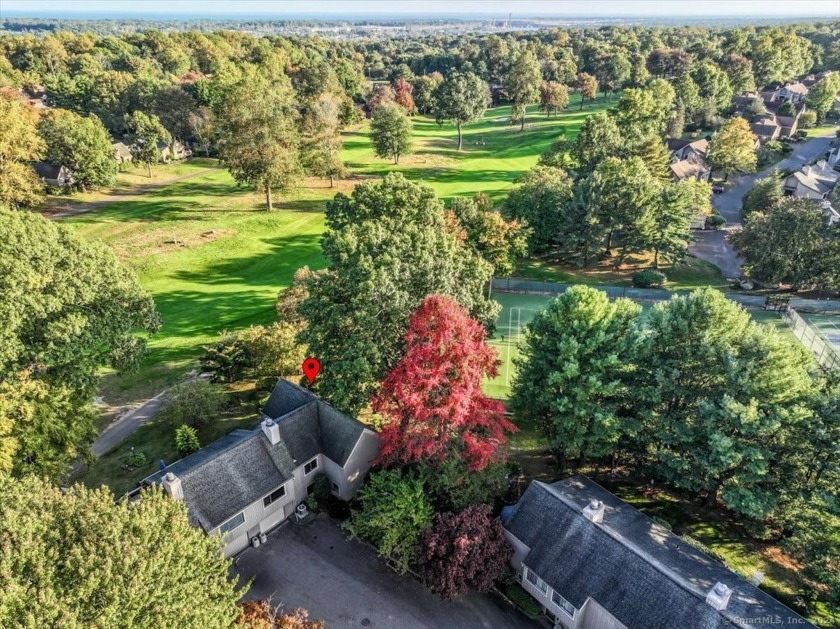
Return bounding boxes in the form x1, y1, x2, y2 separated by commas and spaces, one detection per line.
502, 476, 816, 629
669, 159, 710, 182
749, 116, 782, 145
826, 145, 840, 171
143, 379, 379, 557
157, 140, 193, 163
33, 162, 74, 187
666, 139, 711, 182
783, 160, 840, 200
666, 138, 709, 162
112, 142, 133, 165
773, 81, 809, 105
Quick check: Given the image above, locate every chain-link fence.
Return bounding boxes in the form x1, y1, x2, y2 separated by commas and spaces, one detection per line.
781, 307, 840, 371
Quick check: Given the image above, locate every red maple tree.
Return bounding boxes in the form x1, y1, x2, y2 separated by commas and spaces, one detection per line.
394, 78, 416, 114
372, 294, 515, 471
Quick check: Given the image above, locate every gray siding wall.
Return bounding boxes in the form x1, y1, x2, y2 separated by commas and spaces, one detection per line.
504, 530, 531, 571
338, 429, 379, 498
579, 600, 627, 629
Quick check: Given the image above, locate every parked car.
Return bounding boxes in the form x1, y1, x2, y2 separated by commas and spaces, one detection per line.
712, 183, 725, 194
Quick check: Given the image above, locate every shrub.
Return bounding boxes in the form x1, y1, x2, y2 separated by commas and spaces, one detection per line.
161, 379, 227, 427
706, 214, 726, 230
799, 110, 817, 128
123, 449, 147, 468
632, 269, 667, 288
175, 424, 201, 457
342, 470, 433, 574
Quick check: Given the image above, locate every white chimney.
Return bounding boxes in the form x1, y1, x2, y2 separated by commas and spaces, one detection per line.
261, 418, 280, 445
161, 471, 183, 502
706, 582, 732, 611
582, 499, 605, 524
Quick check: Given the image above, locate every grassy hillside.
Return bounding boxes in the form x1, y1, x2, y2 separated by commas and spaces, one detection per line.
64, 101, 609, 416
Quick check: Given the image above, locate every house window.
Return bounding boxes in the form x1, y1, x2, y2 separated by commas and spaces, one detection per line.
263, 485, 286, 508
331, 482, 339, 495
551, 590, 576, 617
525, 567, 548, 594
307, 483, 315, 496
304, 458, 318, 474
218, 512, 245, 536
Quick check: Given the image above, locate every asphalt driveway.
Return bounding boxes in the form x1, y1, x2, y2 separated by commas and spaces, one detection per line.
234, 517, 548, 629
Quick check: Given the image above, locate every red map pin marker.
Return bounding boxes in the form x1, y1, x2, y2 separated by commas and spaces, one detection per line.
302, 357, 321, 384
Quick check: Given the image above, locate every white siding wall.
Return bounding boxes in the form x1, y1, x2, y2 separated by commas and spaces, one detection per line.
211, 476, 298, 558
338, 429, 379, 498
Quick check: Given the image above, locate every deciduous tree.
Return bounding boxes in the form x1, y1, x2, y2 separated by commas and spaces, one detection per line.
538, 80, 569, 117
505, 49, 541, 130
503, 165, 573, 255
300, 174, 496, 414
0, 92, 44, 209
373, 295, 515, 471
571, 112, 623, 172
343, 470, 434, 574
0, 210, 159, 478
370, 101, 413, 164
432, 71, 489, 150
741, 170, 782, 217
126, 110, 172, 178
447, 193, 528, 276
416, 505, 511, 600
707, 117, 757, 179
0, 477, 242, 627
394, 77, 416, 114
732, 197, 840, 290
510, 286, 641, 468
38, 108, 116, 192
215, 74, 302, 210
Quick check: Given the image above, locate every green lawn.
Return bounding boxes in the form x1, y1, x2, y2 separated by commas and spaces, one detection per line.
62, 100, 611, 416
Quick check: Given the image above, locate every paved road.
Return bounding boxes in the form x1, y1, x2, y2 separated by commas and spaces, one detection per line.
91, 390, 169, 457
236, 517, 549, 629
689, 133, 837, 280
49, 166, 221, 219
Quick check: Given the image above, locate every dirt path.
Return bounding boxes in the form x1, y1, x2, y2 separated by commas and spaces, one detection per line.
48, 166, 222, 219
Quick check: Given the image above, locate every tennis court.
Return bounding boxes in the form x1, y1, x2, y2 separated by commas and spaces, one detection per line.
784, 309, 840, 370
483, 290, 810, 399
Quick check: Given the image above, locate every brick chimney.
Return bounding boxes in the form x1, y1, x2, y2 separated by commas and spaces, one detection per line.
706, 582, 732, 611
582, 499, 605, 524
161, 471, 183, 502
261, 418, 281, 445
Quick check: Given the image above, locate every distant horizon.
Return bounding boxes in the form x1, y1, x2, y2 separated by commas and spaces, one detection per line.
2, 0, 838, 20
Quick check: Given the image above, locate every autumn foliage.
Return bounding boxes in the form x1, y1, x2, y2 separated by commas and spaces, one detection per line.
237, 601, 324, 629
372, 294, 515, 471
416, 504, 512, 599
394, 78, 416, 114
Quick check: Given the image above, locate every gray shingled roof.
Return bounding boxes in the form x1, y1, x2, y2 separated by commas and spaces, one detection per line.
504, 477, 815, 629
263, 379, 317, 419
144, 379, 371, 530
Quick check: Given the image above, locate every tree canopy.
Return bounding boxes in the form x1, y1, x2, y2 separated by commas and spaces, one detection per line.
0, 210, 159, 478
0, 477, 242, 627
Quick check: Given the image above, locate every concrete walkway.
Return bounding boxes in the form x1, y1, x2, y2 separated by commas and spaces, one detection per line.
49, 165, 221, 219
689, 132, 837, 279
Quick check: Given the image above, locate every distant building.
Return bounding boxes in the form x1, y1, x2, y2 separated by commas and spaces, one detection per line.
157, 140, 193, 163
783, 160, 840, 200
666, 138, 711, 182
502, 476, 817, 629
33, 162, 74, 187
112, 142, 133, 165
143, 379, 379, 557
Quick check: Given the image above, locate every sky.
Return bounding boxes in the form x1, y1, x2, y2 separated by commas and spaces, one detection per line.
2, 0, 840, 18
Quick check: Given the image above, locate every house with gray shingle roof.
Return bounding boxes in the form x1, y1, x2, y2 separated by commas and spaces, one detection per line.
144, 379, 379, 557
502, 476, 816, 629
